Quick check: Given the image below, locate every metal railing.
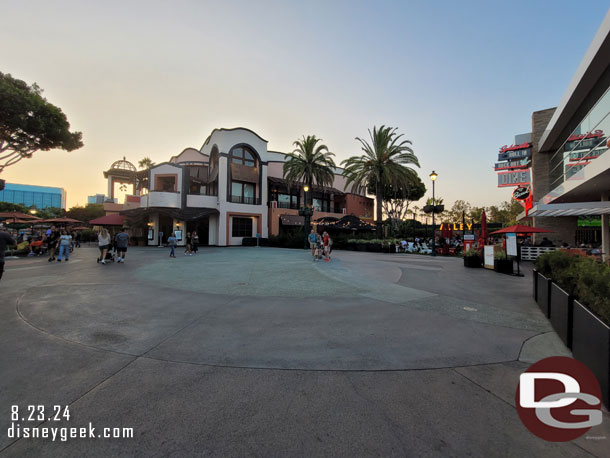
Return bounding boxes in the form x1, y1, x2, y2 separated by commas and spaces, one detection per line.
520, 246, 557, 261
229, 195, 260, 205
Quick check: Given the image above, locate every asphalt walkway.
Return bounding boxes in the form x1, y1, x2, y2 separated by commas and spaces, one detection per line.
0, 247, 608, 457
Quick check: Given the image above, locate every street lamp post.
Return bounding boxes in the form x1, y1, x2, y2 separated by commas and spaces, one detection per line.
430, 171, 438, 257
299, 185, 313, 249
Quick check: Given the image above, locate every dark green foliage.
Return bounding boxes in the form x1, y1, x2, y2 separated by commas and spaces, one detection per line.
536, 251, 610, 324
0, 72, 83, 171
283, 135, 336, 192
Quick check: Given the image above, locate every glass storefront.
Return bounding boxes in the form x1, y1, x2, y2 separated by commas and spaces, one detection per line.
549, 85, 610, 189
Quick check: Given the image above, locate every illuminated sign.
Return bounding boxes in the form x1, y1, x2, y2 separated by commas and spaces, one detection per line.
569, 150, 600, 162
498, 169, 531, 187
513, 187, 530, 200
499, 142, 532, 153
498, 148, 531, 162
494, 158, 530, 170
439, 223, 473, 231
567, 129, 603, 142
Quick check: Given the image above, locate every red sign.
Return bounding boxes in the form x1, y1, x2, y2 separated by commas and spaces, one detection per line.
567, 129, 603, 142
499, 142, 532, 153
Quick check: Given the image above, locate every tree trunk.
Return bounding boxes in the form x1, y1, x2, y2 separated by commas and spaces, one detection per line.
376, 185, 383, 238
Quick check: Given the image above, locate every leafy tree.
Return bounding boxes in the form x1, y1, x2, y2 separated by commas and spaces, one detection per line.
66, 204, 104, 222
282, 135, 336, 204
0, 72, 83, 172
469, 206, 486, 222
447, 200, 472, 222
342, 125, 420, 235
488, 200, 523, 226
368, 175, 426, 236
138, 157, 154, 169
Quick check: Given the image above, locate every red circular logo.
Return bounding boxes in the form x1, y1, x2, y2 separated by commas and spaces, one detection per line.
515, 356, 602, 441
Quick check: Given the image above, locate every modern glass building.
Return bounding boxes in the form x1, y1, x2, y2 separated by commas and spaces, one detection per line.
0, 182, 66, 209
524, 10, 610, 260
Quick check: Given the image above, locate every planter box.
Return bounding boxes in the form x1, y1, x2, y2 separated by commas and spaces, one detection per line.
536, 273, 552, 318
464, 256, 481, 268
367, 243, 382, 252
572, 300, 610, 408
533, 269, 538, 302
356, 244, 367, 252
549, 283, 574, 348
494, 259, 513, 274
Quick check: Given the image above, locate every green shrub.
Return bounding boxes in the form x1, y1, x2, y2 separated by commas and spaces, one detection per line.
536, 251, 610, 324
464, 247, 479, 258
494, 251, 507, 260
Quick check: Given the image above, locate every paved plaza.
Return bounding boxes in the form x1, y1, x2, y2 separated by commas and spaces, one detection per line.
1, 247, 608, 457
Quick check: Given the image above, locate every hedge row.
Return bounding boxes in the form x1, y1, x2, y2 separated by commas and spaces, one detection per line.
536, 250, 610, 325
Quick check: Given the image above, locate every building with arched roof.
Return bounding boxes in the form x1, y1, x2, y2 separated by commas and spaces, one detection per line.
123, 127, 373, 246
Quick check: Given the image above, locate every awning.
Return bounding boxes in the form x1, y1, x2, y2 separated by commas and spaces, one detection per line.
90, 214, 125, 226
526, 201, 610, 217
280, 214, 304, 226
121, 207, 219, 224
267, 177, 345, 195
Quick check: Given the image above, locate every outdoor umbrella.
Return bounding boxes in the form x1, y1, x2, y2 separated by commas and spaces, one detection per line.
490, 225, 553, 235
0, 212, 42, 221
72, 226, 90, 230
42, 217, 83, 224
89, 214, 125, 226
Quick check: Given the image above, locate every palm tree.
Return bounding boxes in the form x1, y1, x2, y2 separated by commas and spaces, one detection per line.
342, 125, 420, 235
138, 157, 154, 169
282, 135, 336, 205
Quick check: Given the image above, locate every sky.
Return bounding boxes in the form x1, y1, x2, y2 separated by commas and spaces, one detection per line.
1, 0, 609, 209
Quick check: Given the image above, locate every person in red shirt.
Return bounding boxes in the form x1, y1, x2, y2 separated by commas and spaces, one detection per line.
322, 232, 332, 262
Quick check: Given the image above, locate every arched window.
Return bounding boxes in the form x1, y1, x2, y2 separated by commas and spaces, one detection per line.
230, 146, 256, 167
228, 145, 258, 204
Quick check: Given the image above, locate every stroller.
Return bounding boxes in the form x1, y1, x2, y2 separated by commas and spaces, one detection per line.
313, 241, 325, 261
97, 241, 116, 263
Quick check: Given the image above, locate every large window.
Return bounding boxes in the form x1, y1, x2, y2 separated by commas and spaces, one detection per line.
231, 182, 255, 204
232, 217, 253, 237
154, 175, 176, 192
188, 166, 208, 195
313, 195, 331, 212
230, 146, 256, 166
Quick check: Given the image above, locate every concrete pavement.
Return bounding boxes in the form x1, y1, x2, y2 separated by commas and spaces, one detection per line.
0, 247, 608, 457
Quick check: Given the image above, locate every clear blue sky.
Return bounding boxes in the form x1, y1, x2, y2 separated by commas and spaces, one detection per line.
1, 0, 609, 208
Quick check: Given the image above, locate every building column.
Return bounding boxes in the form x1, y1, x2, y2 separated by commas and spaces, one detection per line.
602, 193, 609, 262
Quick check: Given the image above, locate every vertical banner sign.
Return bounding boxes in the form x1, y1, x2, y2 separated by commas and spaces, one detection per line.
506, 233, 518, 257
484, 245, 495, 269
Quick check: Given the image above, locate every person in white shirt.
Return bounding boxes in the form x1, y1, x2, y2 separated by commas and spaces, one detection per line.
57, 229, 72, 262
98, 228, 111, 264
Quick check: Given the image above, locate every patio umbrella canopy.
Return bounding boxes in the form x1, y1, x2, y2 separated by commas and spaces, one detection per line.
490, 225, 554, 235
0, 212, 42, 220
89, 214, 125, 226
41, 217, 83, 224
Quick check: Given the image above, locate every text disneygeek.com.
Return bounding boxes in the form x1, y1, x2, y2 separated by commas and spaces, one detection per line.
7, 405, 133, 442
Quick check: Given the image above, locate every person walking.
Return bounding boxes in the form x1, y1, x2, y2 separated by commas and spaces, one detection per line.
98, 227, 111, 264
191, 231, 199, 254
46, 226, 60, 262
0, 228, 16, 282
115, 228, 129, 263
323, 231, 332, 262
184, 232, 192, 256
168, 232, 177, 258
57, 229, 72, 262
308, 229, 317, 258
74, 231, 81, 248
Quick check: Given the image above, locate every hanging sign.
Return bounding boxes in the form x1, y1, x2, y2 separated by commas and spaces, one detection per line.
439, 223, 473, 231
512, 186, 530, 200
498, 169, 531, 187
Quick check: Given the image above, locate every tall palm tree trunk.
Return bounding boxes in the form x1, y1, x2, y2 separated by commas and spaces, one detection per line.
376, 185, 383, 237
